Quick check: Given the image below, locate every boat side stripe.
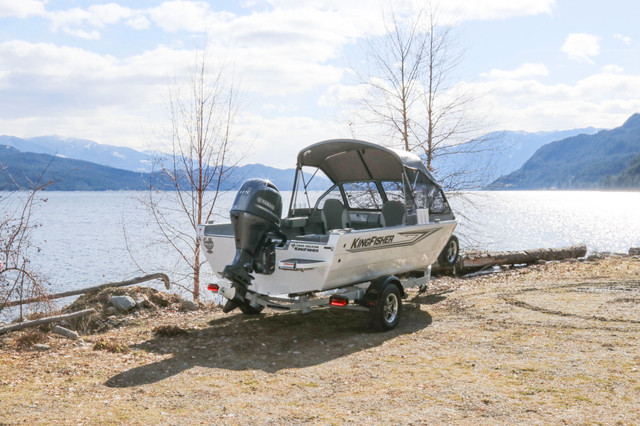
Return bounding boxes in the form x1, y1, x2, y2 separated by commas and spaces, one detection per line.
346, 229, 438, 253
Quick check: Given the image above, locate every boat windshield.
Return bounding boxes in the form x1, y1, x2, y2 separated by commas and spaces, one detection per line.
405, 168, 453, 217
289, 166, 413, 216
289, 166, 332, 215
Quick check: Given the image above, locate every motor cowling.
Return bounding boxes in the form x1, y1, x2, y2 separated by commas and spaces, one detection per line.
222, 179, 283, 294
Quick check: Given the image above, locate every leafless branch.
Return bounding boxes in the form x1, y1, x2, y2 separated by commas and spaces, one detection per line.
136, 43, 245, 301
354, 2, 496, 190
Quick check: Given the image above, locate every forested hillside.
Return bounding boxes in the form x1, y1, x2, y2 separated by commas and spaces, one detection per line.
490, 114, 640, 190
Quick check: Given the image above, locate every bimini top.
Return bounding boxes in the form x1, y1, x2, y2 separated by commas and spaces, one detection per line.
297, 139, 436, 184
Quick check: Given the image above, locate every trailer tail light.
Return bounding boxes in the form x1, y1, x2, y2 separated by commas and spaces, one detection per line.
330, 296, 348, 307
207, 283, 219, 292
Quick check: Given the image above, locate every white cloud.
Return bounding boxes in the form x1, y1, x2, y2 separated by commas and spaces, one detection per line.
147, 0, 231, 33
440, 0, 555, 21
561, 33, 601, 64
39, 2, 352, 97
260, 0, 555, 23
239, 112, 350, 168
482, 63, 549, 80
614, 33, 632, 45
602, 64, 624, 74
0, 0, 45, 18
0, 41, 119, 81
126, 14, 151, 30
47, 3, 149, 37
0, 41, 192, 146
62, 28, 101, 40
237, 51, 344, 96
465, 67, 640, 131
88, 3, 138, 26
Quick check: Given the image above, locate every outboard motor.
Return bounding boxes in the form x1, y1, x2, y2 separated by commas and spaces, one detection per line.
221, 179, 284, 307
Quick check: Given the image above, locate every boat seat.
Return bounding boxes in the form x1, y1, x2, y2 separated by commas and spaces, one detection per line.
321, 199, 349, 232
380, 200, 406, 227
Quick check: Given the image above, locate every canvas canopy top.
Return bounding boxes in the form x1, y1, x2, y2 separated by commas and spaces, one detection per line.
297, 139, 437, 185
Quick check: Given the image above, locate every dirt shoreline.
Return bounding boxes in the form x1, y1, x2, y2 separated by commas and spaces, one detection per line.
2, 255, 640, 424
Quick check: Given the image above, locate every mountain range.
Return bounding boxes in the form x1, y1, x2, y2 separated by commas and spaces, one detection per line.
490, 113, 640, 190
1, 115, 639, 191
0, 144, 152, 190
434, 127, 600, 183
0, 140, 325, 191
0, 135, 154, 172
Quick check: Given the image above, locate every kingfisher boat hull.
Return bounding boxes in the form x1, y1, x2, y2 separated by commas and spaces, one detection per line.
197, 220, 455, 296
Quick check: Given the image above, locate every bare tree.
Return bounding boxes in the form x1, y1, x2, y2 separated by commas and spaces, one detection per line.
355, 3, 493, 191
144, 47, 243, 301
0, 169, 52, 319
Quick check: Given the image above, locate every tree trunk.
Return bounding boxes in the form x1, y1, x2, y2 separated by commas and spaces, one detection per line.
0, 309, 96, 335
193, 240, 201, 301
432, 245, 588, 275
2, 273, 170, 308
462, 245, 587, 269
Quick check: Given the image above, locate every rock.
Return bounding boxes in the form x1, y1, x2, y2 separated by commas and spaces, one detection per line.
180, 300, 199, 311
629, 247, 640, 256
110, 295, 136, 312
33, 344, 51, 351
51, 325, 79, 340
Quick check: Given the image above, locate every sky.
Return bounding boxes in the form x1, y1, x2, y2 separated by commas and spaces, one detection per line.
1, 0, 639, 168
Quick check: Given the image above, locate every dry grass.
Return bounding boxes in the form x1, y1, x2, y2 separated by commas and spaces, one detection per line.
1, 256, 639, 424
13, 328, 48, 349
93, 337, 131, 354
152, 324, 188, 337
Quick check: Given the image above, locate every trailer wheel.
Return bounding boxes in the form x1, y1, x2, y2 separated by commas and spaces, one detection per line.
239, 301, 265, 315
371, 283, 402, 331
438, 235, 459, 267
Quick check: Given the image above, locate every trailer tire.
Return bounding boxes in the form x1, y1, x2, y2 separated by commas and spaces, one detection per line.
370, 283, 402, 331
239, 301, 265, 315
438, 235, 459, 267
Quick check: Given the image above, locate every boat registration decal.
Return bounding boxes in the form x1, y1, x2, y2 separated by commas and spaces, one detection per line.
291, 243, 320, 253
347, 229, 438, 253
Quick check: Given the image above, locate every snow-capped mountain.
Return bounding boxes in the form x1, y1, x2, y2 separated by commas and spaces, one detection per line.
0, 135, 155, 172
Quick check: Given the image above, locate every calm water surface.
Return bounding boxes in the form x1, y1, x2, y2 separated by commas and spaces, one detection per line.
14, 190, 640, 297
450, 191, 640, 253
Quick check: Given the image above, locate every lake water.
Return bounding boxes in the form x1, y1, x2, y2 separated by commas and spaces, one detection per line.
5, 190, 640, 304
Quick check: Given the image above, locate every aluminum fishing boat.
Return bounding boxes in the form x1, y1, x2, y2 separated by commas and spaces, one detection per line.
197, 139, 458, 330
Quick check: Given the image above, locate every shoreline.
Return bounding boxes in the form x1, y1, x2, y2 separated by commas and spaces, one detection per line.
1, 254, 639, 423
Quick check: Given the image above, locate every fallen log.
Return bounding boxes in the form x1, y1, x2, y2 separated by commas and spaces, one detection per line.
463, 245, 587, 269
432, 245, 587, 275
0, 308, 96, 335
2, 273, 170, 308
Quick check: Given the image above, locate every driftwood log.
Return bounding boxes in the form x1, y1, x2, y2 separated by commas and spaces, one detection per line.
433, 245, 588, 275
0, 308, 96, 335
2, 273, 170, 308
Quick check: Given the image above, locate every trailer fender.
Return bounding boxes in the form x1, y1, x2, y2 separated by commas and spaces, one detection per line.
360, 275, 405, 307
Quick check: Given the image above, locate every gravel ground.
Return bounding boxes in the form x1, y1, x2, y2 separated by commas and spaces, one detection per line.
1, 255, 639, 424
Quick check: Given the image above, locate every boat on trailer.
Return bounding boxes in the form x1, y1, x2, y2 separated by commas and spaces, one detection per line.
196, 139, 458, 330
